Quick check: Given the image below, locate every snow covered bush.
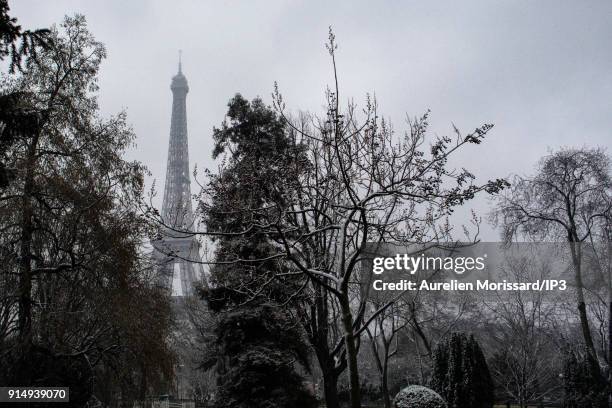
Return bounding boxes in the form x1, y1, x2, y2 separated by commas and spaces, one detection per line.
393, 385, 447, 408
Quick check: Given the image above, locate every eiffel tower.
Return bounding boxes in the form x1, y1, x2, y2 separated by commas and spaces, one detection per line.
153, 52, 205, 297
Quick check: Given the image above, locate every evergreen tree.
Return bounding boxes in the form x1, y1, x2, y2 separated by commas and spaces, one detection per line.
431, 333, 494, 408
200, 94, 316, 408
0, 0, 50, 189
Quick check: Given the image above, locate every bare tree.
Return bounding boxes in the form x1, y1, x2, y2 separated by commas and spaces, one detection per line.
485, 250, 562, 407
365, 300, 409, 408
583, 209, 612, 395
493, 147, 612, 384
254, 28, 507, 408
178, 28, 509, 408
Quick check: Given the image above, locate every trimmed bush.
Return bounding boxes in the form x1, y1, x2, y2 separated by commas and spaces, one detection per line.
393, 385, 447, 408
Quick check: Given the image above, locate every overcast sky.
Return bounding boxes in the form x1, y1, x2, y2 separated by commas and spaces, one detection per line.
11, 1, 612, 240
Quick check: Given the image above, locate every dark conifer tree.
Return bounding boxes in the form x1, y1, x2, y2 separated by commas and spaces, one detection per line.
0, 0, 50, 189
200, 94, 316, 408
431, 332, 494, 408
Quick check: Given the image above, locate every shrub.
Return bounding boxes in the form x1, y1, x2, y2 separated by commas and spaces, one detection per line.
393, 385, 447, 408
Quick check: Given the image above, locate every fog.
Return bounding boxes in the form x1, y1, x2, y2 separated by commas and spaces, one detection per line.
11, 0, 612, 239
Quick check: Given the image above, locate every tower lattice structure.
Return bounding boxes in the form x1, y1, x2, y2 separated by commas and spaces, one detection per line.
154, 55, 205, 297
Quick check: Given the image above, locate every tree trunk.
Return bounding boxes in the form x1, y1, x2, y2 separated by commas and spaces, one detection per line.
139, 363, 148, 401
569, 241, 603, 380
382, 354, 391, 408
340, 295, 361, 408
308, 282, 344, 408
18, 198, 33, 343
321, 366, 341, 408
17, 132, 40, 382
367, 326, 392, 408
